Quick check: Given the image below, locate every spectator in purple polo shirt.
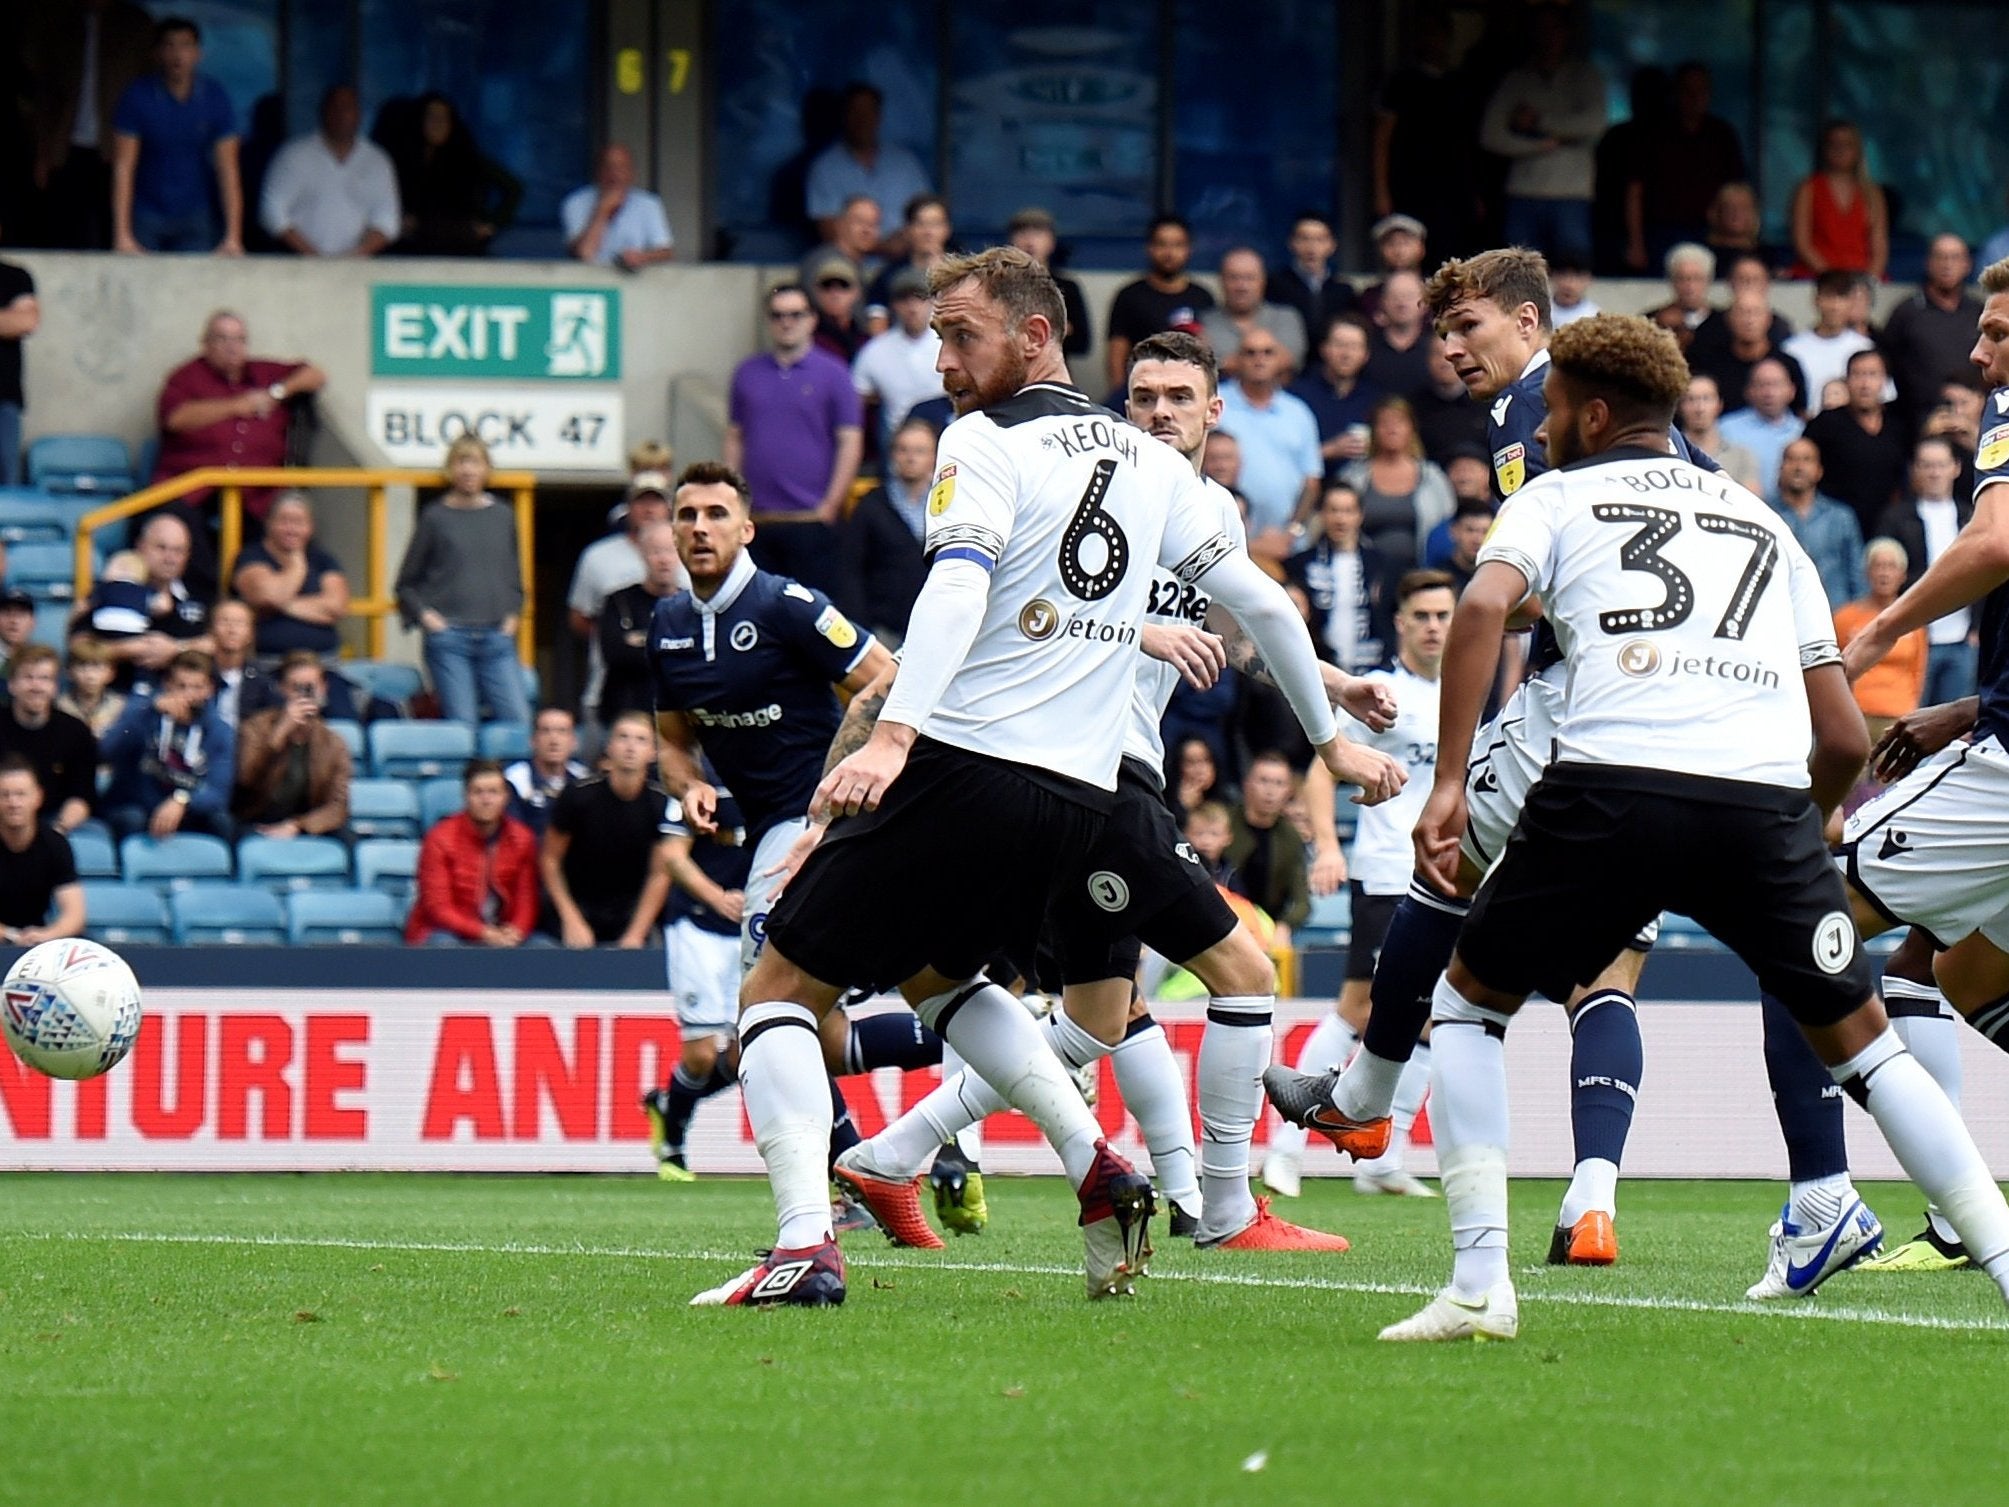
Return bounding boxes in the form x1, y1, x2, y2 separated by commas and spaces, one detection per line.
723, 282, 863, 597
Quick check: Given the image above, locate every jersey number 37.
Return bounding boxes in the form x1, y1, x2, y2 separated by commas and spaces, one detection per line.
1594, 503, 1779, 641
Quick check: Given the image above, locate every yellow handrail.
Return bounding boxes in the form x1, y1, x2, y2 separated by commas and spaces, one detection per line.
75, 467, 539, 662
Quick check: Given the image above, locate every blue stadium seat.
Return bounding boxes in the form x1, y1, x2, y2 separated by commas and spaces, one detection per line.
68, 826, 119, 879
30, 601, 70, 650
418, 776, 462, 831
477, 721, 531, 763
341, 660, 425, 708
0, 494, 73, 544
120, 833, 233, 891
325, 718, 365, 763
169, 885, 288, 944
1301, 888, 1353, 947
354, 838, 420, 902
369, 720, 474, 778
237, 834, 352, 892
8, 539, 79, 599
347, 778, 421, 840
135, 436, 160, 485
26, 435, 136, 497
81, 882, 171, 944
287, 888, 404, 944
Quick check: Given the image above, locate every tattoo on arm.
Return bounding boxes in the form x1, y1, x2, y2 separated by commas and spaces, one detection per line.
822, 689, 887, 776
1207, 605, 1274, 686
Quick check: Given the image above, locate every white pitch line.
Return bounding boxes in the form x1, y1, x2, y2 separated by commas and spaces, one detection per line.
10, 1228, 2006, 1334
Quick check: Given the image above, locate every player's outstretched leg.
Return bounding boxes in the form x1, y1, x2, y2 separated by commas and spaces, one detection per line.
1821, 1015, 2009, 1309
691, 999, 848, 1308
1551, 973, 1642, 1267
1261, 1009, 1358, 1197
837, 1005, 1112, 1245
1352, 1044, 1437, 1197
1863, 931, 1972, 1271
1747, 990, 1882, 1298
1266, 882, 1466, 1157
1110, 1011, 1202, 1235
843, 1011, 944, 1075
1381, 975, 1518, 1343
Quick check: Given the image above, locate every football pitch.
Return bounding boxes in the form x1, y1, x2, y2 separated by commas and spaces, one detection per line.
2, 1173, 2003, 1506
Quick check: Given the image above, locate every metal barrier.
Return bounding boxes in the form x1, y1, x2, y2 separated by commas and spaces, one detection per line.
74, 467, 538, 661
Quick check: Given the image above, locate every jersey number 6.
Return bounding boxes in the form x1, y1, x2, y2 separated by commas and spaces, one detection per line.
1059, 458, 1130, 601
1593, 502, 1779, 641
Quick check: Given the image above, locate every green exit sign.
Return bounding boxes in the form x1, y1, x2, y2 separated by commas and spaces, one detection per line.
370, 285, 622, 380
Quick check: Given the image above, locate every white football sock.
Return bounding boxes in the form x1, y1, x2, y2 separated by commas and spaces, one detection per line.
1357, 1044, 1431, 1176
939, 1042, 983, 1164
1430, 976, 1513, 1296
1887, 981, 1962, 1106
1331, 1045, 1407, 1124
1111, 1017, 1199, 1215
917, 982, 1103, 1187
1558, 1158, 1619, 1226
1831, 1028, 2009, 1292
1196, 995, 1272, 1240
1294, 1010, 1359, 1074
737, 1002, 834, 1250
1787, 1172, 1853, 1230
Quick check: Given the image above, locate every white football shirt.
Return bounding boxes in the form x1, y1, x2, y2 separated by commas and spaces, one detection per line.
1477, 448, 1839, 789
916, 384, 1240, 789
1342, 661, 1440, 894
1123, 476, 1248, 773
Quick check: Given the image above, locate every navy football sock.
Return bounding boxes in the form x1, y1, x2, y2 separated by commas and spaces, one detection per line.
656, 1061, 733, 1158
1762, 989, 1849, 1183
1568, 989, 1642, 1168
844, 1012, 945, 1074
1359, 882, 1468, 1064
827, 1075, 861, 1172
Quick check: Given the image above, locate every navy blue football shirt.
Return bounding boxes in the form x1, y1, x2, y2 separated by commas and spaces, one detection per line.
1970, 387, 2009, 743
647, 552, 876, 842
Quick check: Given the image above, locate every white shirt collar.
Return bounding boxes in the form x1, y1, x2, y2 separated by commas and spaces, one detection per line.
694, 549, 758, 619
1518, 349, 1552, 382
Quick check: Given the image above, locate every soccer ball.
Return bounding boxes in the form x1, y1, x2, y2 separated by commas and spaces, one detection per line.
0, 939, 144, 1081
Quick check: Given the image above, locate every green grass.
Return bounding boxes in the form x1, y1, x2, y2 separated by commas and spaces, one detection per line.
0, 1173, 2003, 1506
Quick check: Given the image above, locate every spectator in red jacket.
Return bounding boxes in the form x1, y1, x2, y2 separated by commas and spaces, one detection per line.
405, 757, 541, 946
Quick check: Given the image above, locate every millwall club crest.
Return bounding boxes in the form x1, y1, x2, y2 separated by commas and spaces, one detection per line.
1493, 442, 1526, 496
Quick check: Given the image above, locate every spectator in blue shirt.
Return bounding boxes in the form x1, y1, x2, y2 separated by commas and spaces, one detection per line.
806, 83, 931, 255
1215, 330, 1323, 562
562, 144, 675, 270
1718, 356, 1804, 499
111, 16, 241, 255
1768, 435, 1866, 609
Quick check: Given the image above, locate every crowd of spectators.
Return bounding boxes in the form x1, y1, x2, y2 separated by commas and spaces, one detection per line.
0, 6, 2005, 959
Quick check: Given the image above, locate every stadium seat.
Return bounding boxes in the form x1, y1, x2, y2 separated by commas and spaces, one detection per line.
477, 721, 531, 763
26, 435, 136, 497
169, 885, 288, 944
369, 720, 474, 779
81, 882, 172, 944
0, 494, 73, 545
341, 660, 425, 708
326, 718, 365, 763
120, 832, 233, 891
418, 776, 462, 831
30, 601, 70, 650
236, 834, 352, 892
354, 838, 419, 903
286, 888, 404, 945
8, 539, 79, 598
347, 778, 421, 840
68, 826, 119, 879
1301, 888, 1353, 946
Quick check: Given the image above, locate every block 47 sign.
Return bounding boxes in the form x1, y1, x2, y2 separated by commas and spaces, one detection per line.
371, 286, 622, 380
